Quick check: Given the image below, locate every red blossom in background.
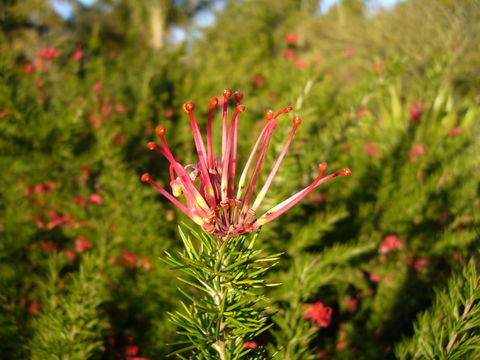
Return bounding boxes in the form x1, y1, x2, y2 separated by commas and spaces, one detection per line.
63, 248, 77, 261
345, 297, 359, 312
72, 46, 83, 62
24, 181, 56, 196
449, 127, 462, 136
25, 63, 34, 74
413, 258, 429, 272
164, 108, 175, 118
344, 47, 355, 58
369, 272, 381, 282
110, 249, 151, 270
0, 109, 13, 118
356, 108, 369, 117
91, 81, 103, 92
243, 341, 258, 349
28, 299, 39, 315
303, 301, 333, 328
294, 59, 307, 69
116, 104, 127, 113
409, 102, 424, 123
409, 144, 425, 162
379, 235, 404, 254
75, 236, 92, 253
373, 63, 383, 72
282, 49, 296, 61
285, 32, 298, 44
88, 193, 103, 204
251, 74, 265, 88
38, 47, 60, 60
364, 142, 378, 158
141, 90, 351, 238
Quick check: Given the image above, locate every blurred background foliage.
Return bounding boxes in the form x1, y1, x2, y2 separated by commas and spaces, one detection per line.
1, 0, 479, 358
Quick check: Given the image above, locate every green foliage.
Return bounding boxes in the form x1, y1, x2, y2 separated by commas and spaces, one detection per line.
163, 226, 279, 359
1, 0, 480, 359
396, 259, 480, 359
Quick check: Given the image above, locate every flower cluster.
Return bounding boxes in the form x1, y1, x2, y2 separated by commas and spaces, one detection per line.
142, 90, 351, 238
303, 301, 333, 328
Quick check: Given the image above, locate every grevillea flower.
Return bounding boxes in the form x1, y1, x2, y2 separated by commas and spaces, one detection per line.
141, 89, 351, 238
302, 301, 333, 328
38, 47, 60, 61
379, 235, 404, 254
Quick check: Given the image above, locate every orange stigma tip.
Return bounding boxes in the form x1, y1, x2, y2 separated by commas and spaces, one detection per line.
141, 173, 151, 182
156, 125, 166, 137
265, 109, 274, 120
282, 106, 293, 114
318, 162, 328, 172
341, 168, 352, 176
293, 116, 302, 126
182, 102, 195, 114
223, 88, 232, 99
234, 91, 244, 102
209, 97, 218, 108
236, 104, 246, 112
146, 142, 157, 150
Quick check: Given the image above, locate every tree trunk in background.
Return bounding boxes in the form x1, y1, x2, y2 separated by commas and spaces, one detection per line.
149, 1, 167, 50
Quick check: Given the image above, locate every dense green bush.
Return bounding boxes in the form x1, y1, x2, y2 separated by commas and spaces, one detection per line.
1, 0, 479, 359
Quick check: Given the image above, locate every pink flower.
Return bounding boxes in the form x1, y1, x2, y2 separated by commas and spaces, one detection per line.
63, 248, 77, 261
75, 236, 92, 253
373, 63, 383, 72
356, 108, 369, 117
409, 102, 423, 123
369, 272, 381, 282
364, 142, 378, 158
28, 299, 39, 315
449, 127, 462, 136
294, 59, 306, 69
113, 133, 127, 144
142, 90, 351, 238
251, 74, 265, 88
40, 241, 57, 252
452, 252, 462, 262
164, 108, 175, 118
282, 49, 296, 61
379, 235, 404, 254
38, 47, 60, 60
285, 33, 298, 44
88, 193, 103, 204
0, 110, 13, 118
409, 144, 425, 162
345, 297, 359, 312
116, 104, 127, 113
72, 46, 83, 62
243, 341, 258, 349
25, 63, 34, 74
101, 104, 112, 117
344, 48, 355, 58
303, 301, 333, 328
91, 81, 103, 92
413, 258, 429, 272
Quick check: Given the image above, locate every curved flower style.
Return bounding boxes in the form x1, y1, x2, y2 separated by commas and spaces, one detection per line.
141, 89, 351, 238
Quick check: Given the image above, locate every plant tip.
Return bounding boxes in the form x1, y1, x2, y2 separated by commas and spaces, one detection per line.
182, 102, 195, 114
209, 97, 218, 109
146, 142, 157, 150
236, 104, 246, 112
156, 125, 166, 137
265, 109, 274, 120
293, 116, 302, 126
223, 88, 232, 99
234, 91, 244, 103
